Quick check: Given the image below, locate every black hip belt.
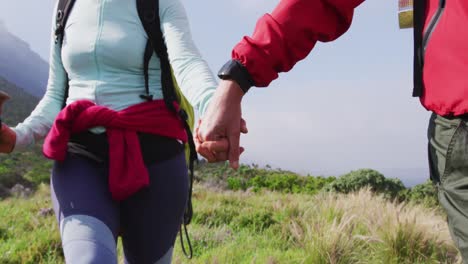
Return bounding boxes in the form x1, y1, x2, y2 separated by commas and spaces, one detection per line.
68, 130, 184, 164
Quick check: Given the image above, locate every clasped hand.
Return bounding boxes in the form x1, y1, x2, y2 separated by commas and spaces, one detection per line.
194, 80, 247, 169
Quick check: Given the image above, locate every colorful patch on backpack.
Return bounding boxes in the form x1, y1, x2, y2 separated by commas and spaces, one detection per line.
399, 0, 413, 29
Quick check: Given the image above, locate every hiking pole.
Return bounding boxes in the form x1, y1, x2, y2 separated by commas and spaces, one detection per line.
0, 90, 11, 128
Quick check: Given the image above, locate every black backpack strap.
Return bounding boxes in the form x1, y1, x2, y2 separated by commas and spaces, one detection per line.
137, 0, 197, 258
412, 0, 426, 97
54, 0, 75, 108
140, 41, 155, 101
136, 0, 176, 111
54, 0, 76, 45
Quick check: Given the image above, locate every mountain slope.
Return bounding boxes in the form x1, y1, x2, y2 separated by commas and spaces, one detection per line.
0, 21, 48, 97
0, 76, 39, 126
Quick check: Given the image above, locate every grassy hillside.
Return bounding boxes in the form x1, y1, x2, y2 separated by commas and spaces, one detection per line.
0, 184, 461, 264
0, 77, 48, 196
0, 162, 461, 263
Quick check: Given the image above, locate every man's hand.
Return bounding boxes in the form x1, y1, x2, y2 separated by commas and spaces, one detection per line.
196, 80, 247, 169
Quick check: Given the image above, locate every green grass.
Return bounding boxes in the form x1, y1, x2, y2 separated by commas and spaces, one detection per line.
1, 183, 460, 263
0, 184, 61, 264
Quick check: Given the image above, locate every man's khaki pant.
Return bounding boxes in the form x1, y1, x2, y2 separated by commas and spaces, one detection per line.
428, 113, 468, 262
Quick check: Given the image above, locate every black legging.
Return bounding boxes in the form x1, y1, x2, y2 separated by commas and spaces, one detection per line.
51, 152, 188, 263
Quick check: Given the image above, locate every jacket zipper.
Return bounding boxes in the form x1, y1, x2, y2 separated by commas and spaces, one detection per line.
422, 0, 446, 63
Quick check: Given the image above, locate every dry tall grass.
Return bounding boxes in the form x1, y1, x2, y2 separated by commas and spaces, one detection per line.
297, 188, 460, 263
172, 186, 462, 263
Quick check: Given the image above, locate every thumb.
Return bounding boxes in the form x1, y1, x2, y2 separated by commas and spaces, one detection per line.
240, 118, 248, 134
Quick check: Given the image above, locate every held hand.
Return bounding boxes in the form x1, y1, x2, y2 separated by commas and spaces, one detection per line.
0, 124, 16, 153
195, 119, 247, 163
196, 80, 248, 169
0, 91, 14, 153
0, 90, 10, 116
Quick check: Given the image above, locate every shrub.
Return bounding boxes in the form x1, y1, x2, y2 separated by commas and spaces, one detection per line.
324, 169, 406, 199
232, 210, 277, 232
405, 180, 439, 208
226, 177, 246, 191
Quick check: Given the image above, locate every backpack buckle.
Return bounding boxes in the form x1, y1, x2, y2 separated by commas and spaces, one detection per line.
139, 94, 153, 101
56, 10, 64, 21
54, 24, 64, 44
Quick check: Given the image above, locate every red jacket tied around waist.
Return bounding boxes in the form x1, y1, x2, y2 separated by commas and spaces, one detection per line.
43, 99, 188, 201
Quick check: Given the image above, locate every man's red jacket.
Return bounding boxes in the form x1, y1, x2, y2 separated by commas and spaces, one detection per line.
232, 0, 468, 117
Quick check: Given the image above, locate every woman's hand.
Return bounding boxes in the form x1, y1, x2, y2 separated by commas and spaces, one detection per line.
0, 91, 14, 153
194, 122, 246, 164
0, 124, 16, 153
195, 80, 248, 169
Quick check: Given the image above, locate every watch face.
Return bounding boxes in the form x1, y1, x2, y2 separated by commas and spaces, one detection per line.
217, 60, 252, 93
218, 61, 235, 79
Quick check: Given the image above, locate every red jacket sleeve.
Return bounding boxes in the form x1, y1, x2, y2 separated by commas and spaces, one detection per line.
232, 0, 365, 87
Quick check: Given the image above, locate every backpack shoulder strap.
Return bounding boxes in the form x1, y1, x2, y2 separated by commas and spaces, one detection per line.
137, 0, 196, 258
54, 0, 76, 44
54, 0, 76, 108
412, 0, 426, 97
136, 0, 177, 111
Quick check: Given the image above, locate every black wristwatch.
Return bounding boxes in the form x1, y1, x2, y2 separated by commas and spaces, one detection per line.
217, 60, 254, 94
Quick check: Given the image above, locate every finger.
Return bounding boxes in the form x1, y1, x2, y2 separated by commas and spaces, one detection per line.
201, 139, 229, 153
194, 120, 202, 144
228, 132, 241, 170
196, 144, 217, 162
240, 118, 248, 134
194, 133, 217, 162
213, 151, 228, 162
210, 147, 244, 163
196, 118, 210, 141
193, 129, 204, 152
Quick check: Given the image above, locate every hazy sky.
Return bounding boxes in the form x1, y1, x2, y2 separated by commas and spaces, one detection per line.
0, 1, 431, 182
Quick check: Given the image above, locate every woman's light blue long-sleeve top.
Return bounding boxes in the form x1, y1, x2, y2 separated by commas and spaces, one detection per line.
13, 0, 217, 151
